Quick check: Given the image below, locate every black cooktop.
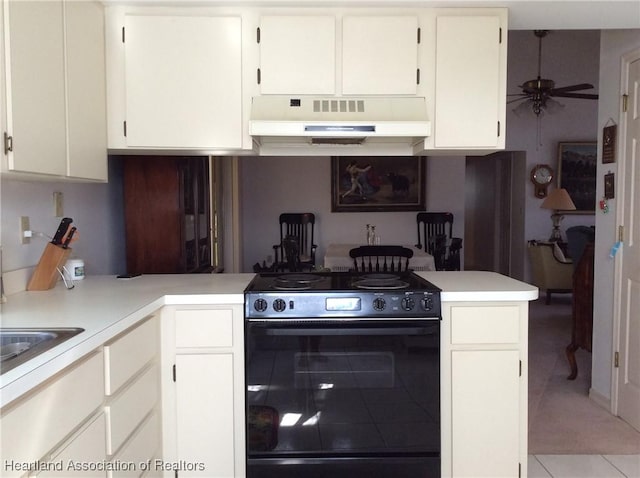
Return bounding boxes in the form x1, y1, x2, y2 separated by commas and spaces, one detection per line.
245, 271, 440, 293
244, 271, 441, 319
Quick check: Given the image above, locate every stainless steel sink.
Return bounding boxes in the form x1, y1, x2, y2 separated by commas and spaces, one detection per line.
0, 328, 84, 374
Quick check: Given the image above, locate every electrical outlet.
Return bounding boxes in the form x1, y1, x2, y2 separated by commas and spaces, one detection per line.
53, 191, 64, 217
20, 216, 30, 245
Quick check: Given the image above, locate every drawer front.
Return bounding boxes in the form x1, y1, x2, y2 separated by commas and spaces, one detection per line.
109, 411, 160, 478
105, 317, 157, 395
106, 364, 158, 454
175, 308, 233, 348
38, 412, 107, 477
0, 351, 104, 476
451, 305, 520, 344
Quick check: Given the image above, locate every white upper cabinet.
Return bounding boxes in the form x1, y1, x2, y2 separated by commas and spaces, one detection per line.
123, 15, 242, 149
66, 1, 108, 180
258, 16, 336, 95
2, 0, 107, 181
434, 15, 505, 150
4, 0, 66, 176
342, 16, 418, 95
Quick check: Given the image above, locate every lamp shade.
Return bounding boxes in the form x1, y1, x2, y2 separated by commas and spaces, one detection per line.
540, 188, 577, 211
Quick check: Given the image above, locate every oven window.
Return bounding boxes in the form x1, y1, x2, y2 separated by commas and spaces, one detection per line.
246, 321, 440, 467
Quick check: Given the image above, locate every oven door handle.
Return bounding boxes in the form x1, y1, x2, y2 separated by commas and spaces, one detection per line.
249, 323, 436, 337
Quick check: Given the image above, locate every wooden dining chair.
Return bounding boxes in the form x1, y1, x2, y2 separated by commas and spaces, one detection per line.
415, 212, 462, 270
273, 213, 317, 271
349, 245, 413, 272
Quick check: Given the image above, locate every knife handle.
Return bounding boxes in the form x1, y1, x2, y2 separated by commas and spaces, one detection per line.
51, 217, 73, 245
62, 226, 77, 249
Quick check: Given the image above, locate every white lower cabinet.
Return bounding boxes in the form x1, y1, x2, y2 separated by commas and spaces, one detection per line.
104, 316, 162, 476
37, 412, 108, 477
0, 351, 105, 478
161, 305, 245, 478
0, 314, 162, 478
441, 302, 528, 478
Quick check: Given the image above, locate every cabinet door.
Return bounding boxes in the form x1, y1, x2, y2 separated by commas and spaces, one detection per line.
5, 0, 66, 175
435, 16, 502, 149
451, 350, 520, 477
65, 1, 107, 181
259, 16, 335, 95
124, 15, 242, 149
342, 16, 418, 95
176, 354, 235, 477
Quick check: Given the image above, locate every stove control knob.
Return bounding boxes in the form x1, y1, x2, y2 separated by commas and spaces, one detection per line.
401, 297, 416, 311
273, 298, 287, 313
373, 297, 386, 311
254, 298, 268, 313
421, 296, 433, 311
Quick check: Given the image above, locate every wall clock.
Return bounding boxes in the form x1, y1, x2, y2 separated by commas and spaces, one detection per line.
530, 164, 554, 198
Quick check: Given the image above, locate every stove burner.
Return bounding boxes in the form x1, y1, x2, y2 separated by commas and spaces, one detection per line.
353, 277, 410, 290
274, 273, 324, 291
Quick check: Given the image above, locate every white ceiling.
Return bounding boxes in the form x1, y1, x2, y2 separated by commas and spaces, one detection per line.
109, 0, 640, 29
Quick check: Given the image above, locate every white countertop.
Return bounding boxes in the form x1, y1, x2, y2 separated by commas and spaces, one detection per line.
0, 273, 254, 407
0, 271, 537, 407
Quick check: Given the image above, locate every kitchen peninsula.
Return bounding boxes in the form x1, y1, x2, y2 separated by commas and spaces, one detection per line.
0, 272, 537, 478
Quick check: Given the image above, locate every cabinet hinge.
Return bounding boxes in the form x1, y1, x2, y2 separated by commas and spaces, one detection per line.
3, 132, 13, 155
615, 351, 620, 368
123, 121, 127, 137
416, 68, 420, 85
417, 27, 421, 44
122, 27, 125, 43
518, 462, 521, 478
175, 470, 178, 478
619, 225, 624, 242
497, 121, 501, 137
256, 27, 261, 44
173, 364, 177, 382
519, 360, 522, 377
499, 27, 503, 44
257, 68, 261, 85
622, 94, 628, 113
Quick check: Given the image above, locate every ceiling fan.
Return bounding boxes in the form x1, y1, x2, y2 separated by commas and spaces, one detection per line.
508, 30, 599, 116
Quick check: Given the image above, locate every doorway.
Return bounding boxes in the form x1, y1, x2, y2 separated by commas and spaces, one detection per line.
464, 151, 526, 279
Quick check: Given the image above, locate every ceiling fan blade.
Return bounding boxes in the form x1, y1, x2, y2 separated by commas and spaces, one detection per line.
550, 83, 595, 94
507, 97, 529, 104
552, 92, 599, 100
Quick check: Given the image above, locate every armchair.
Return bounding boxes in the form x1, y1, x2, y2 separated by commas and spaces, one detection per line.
527, 240, 573, 304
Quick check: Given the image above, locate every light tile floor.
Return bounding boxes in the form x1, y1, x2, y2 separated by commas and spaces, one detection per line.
529, 454, 640, 478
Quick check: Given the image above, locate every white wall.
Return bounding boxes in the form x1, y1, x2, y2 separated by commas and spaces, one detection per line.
0, 160, 125, 277
239, 155, 465, 272
591, 29, 640, 404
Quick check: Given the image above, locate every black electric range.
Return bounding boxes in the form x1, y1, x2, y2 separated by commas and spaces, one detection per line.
244, 271, 441, 320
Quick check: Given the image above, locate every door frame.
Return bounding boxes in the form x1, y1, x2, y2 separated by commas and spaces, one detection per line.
611, 46, 640, 420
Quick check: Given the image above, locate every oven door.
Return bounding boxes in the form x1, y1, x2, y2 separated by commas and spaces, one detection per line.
245, 319, 440, 478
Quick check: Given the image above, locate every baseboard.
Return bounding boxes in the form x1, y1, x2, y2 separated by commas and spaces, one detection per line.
589, 387, 612, 412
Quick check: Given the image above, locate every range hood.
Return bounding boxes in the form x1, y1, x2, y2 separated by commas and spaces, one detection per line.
249, 96, 431, 155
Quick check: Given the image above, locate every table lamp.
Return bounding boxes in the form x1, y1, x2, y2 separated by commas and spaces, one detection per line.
540, 188, 576, 242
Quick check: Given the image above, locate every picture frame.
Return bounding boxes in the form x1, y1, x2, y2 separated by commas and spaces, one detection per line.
557, 142, 597, 214
604, 172, 615, 199
331, 156, 426, 212
602, 124, 617, 164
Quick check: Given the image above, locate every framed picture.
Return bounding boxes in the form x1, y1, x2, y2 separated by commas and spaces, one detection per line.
331, 156, 426, 212
557, 142, 597, 214
604, 172, 615, 199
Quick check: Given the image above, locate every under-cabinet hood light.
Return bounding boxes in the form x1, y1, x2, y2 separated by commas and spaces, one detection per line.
249, 96, 431, 155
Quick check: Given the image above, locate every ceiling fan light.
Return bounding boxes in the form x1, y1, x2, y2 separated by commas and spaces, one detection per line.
543, 97, 565, 114
512, 99, 535, 117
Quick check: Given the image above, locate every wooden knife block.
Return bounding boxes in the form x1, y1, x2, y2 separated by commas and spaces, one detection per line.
27, 243, 72, 291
